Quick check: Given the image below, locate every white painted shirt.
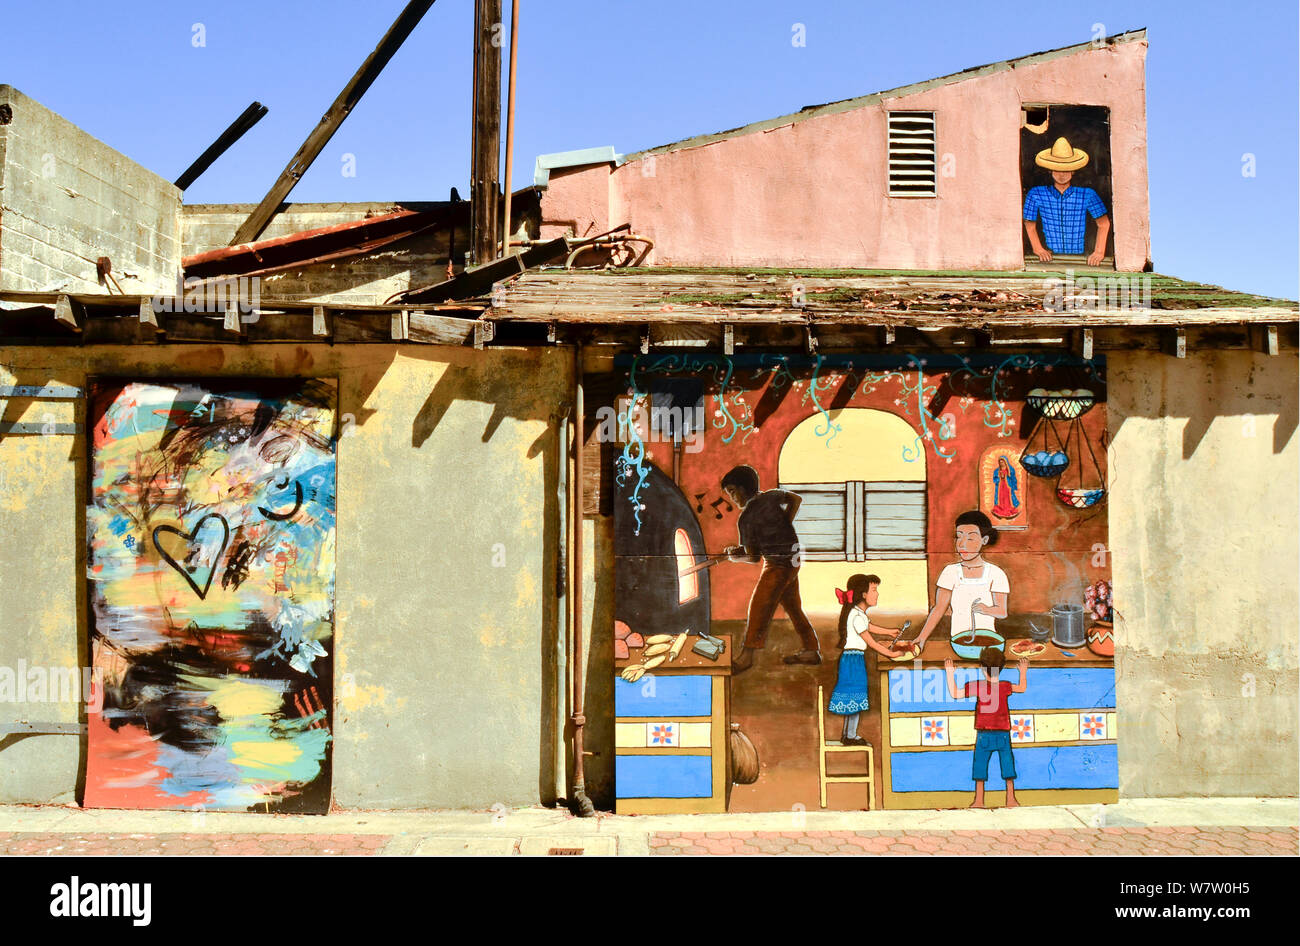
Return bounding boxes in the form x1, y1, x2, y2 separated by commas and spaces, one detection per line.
843, 607, 874, 651
937, 562, 1010, 637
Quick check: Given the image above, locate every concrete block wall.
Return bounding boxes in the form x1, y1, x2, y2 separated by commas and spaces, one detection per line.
0, 86, 181, 295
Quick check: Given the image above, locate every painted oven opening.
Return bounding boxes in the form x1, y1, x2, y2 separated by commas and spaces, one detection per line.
674, 528, 699, 603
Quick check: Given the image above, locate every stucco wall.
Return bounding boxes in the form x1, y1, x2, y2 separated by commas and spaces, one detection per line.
2, 344, 1294, 807
542, 39, 1150, 272
1108, 350, 1299, 797
0, 343, 570, 808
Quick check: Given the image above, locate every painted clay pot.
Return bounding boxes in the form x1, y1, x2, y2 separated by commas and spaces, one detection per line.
1086, 621, 1115, 657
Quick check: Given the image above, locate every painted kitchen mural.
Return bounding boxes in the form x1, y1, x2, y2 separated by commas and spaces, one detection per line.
84, 378, 337, 813
611, 354, 1116, 812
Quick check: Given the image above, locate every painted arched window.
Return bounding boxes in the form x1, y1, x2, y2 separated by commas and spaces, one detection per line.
674, 528, 698, 604
778, 409, 927, 561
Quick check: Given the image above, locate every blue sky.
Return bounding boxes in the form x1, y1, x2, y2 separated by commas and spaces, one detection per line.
3, 0, 1296, 297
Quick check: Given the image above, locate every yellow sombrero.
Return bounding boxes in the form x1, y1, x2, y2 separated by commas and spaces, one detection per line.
1035, 136, 1089, 171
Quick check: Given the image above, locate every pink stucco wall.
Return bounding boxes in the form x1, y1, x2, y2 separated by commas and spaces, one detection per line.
539, 165, 611, 241
539, 39, 1151, 271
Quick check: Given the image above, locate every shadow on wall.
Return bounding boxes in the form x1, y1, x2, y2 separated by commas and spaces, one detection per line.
1107, 351, 1297, 459
408, 347, 573, 808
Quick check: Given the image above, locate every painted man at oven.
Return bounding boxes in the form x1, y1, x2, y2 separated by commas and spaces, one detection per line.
720, 465, 820, 674
1023, 137, 1111, 266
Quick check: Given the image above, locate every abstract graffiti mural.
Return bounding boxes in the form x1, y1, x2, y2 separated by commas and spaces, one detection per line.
84, 379, 337, 813
611, 354, 1116, 812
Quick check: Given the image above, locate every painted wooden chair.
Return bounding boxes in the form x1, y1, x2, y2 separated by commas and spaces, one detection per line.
816, 684, 876, 810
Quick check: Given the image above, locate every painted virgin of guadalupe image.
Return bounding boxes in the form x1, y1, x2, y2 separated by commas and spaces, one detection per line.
991, 455, 1021, 521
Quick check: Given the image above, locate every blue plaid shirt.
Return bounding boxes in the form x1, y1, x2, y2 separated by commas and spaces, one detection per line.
1023, 185, 1107, 254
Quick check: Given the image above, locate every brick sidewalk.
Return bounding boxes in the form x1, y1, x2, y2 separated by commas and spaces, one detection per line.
649, 826, 1299, 856
0, 825, 1294, 856
0, 832, 389, 856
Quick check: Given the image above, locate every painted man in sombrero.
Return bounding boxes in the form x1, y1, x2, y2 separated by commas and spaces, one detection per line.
1023, 136, 1112, 266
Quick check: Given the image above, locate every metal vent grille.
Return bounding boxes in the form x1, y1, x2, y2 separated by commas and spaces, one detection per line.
887, 112, 936, 197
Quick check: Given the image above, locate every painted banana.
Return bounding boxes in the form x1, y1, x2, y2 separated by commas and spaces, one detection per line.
642, 655, 666, 670
644, 634, 674, 646
621, 665, 646, 683
643, 642, 673, 658
669, 633, 689, 661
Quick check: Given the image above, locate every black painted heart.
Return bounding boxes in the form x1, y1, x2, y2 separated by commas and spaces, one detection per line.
153, 513, 231, 600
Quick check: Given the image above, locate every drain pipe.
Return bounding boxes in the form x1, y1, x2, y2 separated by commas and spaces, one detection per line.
570, 340, 595, 816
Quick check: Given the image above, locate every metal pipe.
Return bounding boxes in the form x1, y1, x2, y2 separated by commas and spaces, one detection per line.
570, 340, 595, 816
500, 0, 520, 257
565, 235, 655, 269
555, 409, 570, 805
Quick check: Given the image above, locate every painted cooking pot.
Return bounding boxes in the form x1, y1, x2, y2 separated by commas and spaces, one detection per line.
1086, 622, 1115, 657
1051, 603, 1087, 648
950, 629, 1005, 660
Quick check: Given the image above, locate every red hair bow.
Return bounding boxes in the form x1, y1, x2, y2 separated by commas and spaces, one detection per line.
836, 588, 854, 605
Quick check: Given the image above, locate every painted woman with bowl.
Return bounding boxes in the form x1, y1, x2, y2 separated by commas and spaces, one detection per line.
911, 510, 1010, 653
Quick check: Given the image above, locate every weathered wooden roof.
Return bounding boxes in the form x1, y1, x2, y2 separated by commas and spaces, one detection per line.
3, 267, 1294, 355
488, 268, 1298, 355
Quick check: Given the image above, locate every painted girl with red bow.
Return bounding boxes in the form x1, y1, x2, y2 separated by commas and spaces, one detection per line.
828, 575, 907, 745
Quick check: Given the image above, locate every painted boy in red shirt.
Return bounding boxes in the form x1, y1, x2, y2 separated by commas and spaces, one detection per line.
944, 649, 1029, 808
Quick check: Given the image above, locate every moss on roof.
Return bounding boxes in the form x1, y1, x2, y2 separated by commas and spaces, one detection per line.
589, 267, 1296, 309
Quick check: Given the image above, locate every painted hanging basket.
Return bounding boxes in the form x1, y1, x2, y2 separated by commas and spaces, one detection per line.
1022, 450, 1070, 478
1019, 414, 1070, 478
1052, 413, 1107, 509
1026, 388, 1095, 420
1056, 486, 1106, 508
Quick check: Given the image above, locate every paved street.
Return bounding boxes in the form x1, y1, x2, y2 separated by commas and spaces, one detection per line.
0, 797, 1293, 856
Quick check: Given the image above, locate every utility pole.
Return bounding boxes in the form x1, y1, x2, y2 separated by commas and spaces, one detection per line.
470, 0, 503, 266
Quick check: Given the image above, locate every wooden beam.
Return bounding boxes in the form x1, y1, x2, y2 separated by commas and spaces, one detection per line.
138, 297, 160, 329
230, 1, 439, 245
175, 101, 268, 191
723, 323, 734, 355
473, 318, 496, 350
53, 295, 82, 332
408, 310, 475, 345
312, 305, 330, 337
470, 0, 503, 264
1249, 324, 1279, 355
1073, 326, 1094, 360
223, 302, 243, 335
1163, 327, 1187, 358
390, 309, 409, 341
